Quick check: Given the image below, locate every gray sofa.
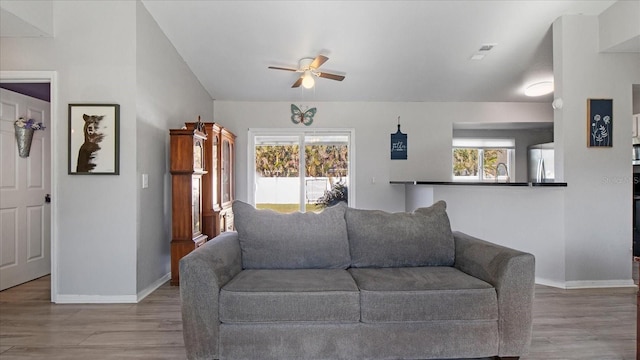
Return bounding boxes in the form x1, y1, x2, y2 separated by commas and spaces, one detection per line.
180, 200, 535, 360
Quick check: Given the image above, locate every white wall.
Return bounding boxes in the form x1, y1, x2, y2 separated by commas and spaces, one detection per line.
0, 0, 213, 301
399, 14, 640, 288
434, 186, 566, 287
0, 0, 53, 37
0, 1, 139, 298
57, 1, 137, 298
598, 0, 640, 52
135, 1, 213, 295
554, 15, 640, 286
215, 101, 552, 212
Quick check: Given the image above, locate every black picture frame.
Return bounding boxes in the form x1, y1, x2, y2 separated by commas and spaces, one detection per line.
68, 104, 120, 175
587, 99, 613, 148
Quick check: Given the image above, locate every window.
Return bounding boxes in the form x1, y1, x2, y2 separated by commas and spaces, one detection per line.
452, 138, 514, 181
249, 129, 354, 213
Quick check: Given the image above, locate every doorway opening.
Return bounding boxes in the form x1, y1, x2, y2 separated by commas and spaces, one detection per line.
249, 128, 355, 213
0, 71, 57, 302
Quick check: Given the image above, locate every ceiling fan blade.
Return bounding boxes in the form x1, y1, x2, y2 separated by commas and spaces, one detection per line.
318, 72, 345, 81
268, 66, 298, 72
291, 77, 303, 88
310, 55, 329, 69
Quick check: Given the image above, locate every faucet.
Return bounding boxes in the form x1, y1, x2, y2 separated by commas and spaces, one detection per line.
495, 162, 510, 183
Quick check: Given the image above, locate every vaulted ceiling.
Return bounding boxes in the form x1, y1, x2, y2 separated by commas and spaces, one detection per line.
141, 0, 619, 103
1, 1, 621, 103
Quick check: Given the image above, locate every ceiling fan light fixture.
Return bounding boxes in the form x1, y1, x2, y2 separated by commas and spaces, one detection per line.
269, 55, 344, 88
302, 70, 315, 89
524, 81, 554, 97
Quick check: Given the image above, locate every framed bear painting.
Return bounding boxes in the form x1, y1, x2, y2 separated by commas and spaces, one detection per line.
68, 104, 120, 175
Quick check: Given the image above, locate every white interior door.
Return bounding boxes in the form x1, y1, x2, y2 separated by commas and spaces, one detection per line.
0, 88, 51, 291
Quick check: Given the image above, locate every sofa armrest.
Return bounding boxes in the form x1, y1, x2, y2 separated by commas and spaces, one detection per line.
453, 231, 535, 357
180, 231, 242, 360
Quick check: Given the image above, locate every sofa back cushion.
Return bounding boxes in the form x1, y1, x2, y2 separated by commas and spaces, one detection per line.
346, 200, 455, 267
233, 201, 351, 269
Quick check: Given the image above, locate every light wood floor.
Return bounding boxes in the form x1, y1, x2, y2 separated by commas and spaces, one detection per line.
0, 275, 636, 360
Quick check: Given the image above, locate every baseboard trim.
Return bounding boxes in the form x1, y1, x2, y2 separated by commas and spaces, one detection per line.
535, 277, 566, 289
55, 294, 138, 304
137, 272, 171, 302
565, 279, 637, 289
54, 273, 171, 304
536, 277, 637, 289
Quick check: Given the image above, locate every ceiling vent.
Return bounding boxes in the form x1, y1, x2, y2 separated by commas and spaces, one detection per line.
470, 44, 497, 60
479, 44, 496, 52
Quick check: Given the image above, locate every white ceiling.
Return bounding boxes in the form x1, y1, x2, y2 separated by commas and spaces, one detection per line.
142, 1, 617, 103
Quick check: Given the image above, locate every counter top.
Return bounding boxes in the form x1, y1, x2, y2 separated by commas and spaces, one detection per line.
389, 181, 567, 187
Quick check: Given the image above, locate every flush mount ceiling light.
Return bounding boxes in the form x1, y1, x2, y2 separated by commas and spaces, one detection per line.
525, 81, 554, 97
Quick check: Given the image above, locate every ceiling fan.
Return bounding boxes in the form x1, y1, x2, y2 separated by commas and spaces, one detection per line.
268, 55, 345, 89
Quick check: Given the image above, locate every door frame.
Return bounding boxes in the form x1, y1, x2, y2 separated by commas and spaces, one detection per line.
1, 71, 58, 302
247, 128, 356, 210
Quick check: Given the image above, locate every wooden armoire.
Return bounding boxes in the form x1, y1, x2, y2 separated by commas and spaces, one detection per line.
170, 120, 235, 286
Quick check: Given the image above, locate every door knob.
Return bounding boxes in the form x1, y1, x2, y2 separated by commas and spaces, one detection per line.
45, 194, 51, 203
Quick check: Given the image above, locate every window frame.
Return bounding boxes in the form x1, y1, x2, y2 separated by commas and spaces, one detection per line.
452, 138, 515, 182
248, 128, 356, 211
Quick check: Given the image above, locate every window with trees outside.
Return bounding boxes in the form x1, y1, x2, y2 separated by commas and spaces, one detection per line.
249, 129, 354, 213
452, 138, 514, 182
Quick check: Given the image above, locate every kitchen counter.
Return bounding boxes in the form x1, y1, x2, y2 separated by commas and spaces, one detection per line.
390, 181, 567, 187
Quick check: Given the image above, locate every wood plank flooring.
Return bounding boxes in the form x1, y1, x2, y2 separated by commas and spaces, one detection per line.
0, 275, 636, 359
0, 276, 185, 359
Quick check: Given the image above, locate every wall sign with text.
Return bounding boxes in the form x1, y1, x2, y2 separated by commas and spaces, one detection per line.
390, 118, 407, 160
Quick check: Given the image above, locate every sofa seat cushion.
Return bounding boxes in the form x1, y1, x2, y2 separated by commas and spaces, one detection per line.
233, 201, 350, 269
220, 269, 361, 323
348, 267, 498, 323
346, 200, 455, 268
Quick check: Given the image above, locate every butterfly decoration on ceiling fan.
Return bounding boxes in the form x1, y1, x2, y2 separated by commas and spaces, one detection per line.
291, 104, 316, 126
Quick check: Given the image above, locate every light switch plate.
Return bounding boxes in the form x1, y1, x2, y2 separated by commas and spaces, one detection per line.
142, 173, 149, 189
